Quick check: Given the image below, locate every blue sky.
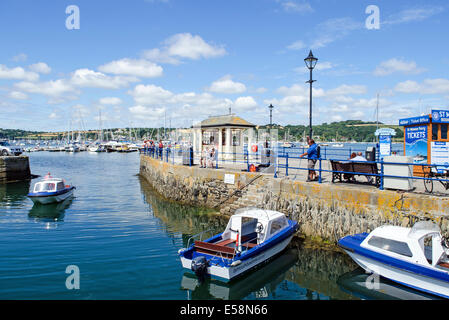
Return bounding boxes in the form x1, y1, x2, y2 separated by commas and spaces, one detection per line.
0, 0, 448, 131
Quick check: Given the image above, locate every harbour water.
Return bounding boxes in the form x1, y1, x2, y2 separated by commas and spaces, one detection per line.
0, 152, 435, 300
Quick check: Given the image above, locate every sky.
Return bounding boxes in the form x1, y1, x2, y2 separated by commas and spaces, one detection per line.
0, 0, 448, 131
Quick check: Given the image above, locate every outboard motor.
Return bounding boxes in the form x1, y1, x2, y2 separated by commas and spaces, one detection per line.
191, 256, 209, 280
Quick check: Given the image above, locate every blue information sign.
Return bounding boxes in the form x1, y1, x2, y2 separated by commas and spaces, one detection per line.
431, 110, 449, 124
399, 115, 430, 126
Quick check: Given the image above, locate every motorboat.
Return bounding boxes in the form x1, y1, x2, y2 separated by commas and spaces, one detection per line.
332, 143, 344, 148
27, 173, 75, 205
180, 248, 298, 300
338, 221, 449, 299
178, 207, 299, 282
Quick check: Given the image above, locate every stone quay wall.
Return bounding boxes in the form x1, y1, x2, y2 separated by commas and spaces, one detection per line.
140, 155, 449, 243
0, 156, 31, 184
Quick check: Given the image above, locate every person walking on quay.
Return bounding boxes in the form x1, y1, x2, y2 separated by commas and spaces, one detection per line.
200, 147, 208, 168
158, 140, 164, 159
300, 139, 318, 182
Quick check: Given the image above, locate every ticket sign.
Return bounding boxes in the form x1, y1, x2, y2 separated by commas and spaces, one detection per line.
405, 125, 428, 163
431, 110, 449, 124
399, 115, 430, 126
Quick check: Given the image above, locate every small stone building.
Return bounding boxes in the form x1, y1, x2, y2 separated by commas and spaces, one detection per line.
192, 114, 256, 160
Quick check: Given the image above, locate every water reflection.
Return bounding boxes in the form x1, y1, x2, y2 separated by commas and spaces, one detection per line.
139, 177, 228, 244
0, 180, 30, 205
337, 268, 440, 300
28, 197, 73, 223
181, 249, 299, 300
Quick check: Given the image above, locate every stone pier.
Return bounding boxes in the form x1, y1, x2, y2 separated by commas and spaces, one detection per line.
140, 154, 449, 243
0, 156, 32, 183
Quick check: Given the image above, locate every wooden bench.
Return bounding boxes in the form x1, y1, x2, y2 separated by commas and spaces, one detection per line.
330, 160, 380, 187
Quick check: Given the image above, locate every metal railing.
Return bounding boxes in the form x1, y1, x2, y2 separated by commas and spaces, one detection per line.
140, 146, 447, 195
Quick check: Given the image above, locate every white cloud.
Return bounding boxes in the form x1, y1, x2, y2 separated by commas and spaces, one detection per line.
15, 79, 77, 98
129, 106, 166, 120
279, 1, 313, 13
12, 53, 27, 62
70, 68, 138, 89
374, 58, 426, 76
287, 40, 306, 51
383, 6, 444, 25
8, 91, 28, 100
99, 97, 123, 105
128, 84, 174, 105
208, 75, 246, 94
234, 96, 258, 111
142, 33, 227, 64
0, 65, 39, 81
326, 84, 367, 96
395, 78, 449, 95
98, 58, 163, 78
28, 62, 51, 74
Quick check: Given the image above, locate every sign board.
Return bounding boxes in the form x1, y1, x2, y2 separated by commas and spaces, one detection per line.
399, 115, 430, 126
379, 135, 392, 157
224, 174, 235, 185
405, 125, 428, 163
375, 128, 396, 137
431, 110, 449, 124
431, 142, 449, 165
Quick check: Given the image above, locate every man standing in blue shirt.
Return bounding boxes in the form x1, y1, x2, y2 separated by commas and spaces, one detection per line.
300, 139, 318, 182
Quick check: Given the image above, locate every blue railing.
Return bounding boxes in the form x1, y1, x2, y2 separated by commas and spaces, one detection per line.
140, 146, 447, 194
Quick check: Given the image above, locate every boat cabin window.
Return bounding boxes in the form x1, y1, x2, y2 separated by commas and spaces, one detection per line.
269, 218, 287, 236
56, 182, 65, 191
367, 236, 413, 257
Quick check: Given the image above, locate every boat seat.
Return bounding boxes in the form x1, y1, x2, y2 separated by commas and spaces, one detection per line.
216, 238, 235, 246
194, 241, 236, 259
438, 262, 449, 269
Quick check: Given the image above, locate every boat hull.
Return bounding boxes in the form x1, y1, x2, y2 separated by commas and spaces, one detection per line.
28, 187, 75, 205
180, 234, 294, 282
343, 250, 449, 299
339, 234, 449, 299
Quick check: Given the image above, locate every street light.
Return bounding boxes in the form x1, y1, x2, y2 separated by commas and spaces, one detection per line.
268, 104, 274, 129
304, 50, 318, 139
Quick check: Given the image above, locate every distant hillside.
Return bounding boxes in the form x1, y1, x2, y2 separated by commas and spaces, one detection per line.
259, 120, 404, 142
1, 120, 404, 142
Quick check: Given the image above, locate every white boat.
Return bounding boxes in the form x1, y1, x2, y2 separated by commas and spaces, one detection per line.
27, 173, 75, 205
65, 145, 80, 152
332, 143, 344, 148
178, 207, 298, 282
338, 221, 449, 299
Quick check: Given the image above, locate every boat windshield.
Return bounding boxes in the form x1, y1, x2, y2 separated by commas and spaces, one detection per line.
34, 182, 56, 192
409, 221, 441, 238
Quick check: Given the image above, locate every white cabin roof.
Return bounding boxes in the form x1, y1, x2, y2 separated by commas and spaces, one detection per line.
369, 223, 441, 242
233, 207, 286, 222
